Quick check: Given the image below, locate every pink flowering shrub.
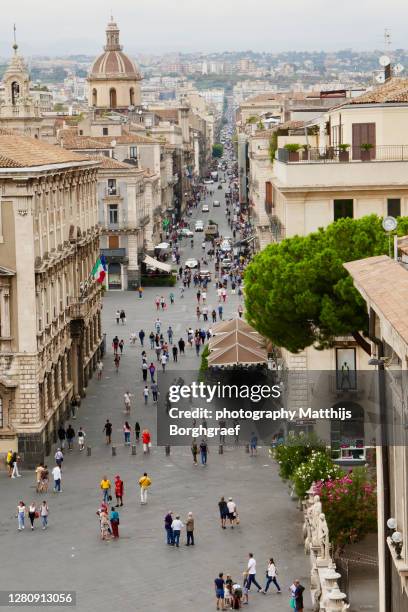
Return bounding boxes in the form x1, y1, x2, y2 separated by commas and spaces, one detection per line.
313, 467, 377, 547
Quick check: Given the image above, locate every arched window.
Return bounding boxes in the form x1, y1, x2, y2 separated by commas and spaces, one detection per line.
130, 87, 135, 106
92, 88, 97, 106
109, 88, 117, 109
11, 81, 20, 105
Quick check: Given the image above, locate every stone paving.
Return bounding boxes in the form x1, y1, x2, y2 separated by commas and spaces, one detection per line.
0, 187, 310, 611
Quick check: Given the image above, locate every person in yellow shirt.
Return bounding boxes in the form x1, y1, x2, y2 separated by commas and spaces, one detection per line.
139, 472, 152, 505
100, 476, 111, 503
6, 450, 13, 477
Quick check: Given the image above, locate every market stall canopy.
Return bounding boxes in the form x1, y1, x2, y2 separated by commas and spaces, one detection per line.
207, 317, 268, 367
210, 318, 258, 336
143, 254, 172, 273
207, 343, 268, 367
155, 242, 170, 250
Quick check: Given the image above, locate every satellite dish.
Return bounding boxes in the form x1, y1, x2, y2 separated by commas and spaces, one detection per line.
379, 55, 391, 67
382, 216, 397, 232
394, 63, 404, 74
376, 73, 385, 83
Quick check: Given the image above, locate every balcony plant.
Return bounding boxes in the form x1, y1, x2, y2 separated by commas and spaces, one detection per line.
360, 142, 373, 162
301, 144, 310, 161
284, 143, 301, 162
338, 143, 350, 162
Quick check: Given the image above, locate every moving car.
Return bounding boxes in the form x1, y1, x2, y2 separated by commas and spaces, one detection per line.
178, 227, 194, 237
220, 240, 232, 252
195, 220, 204, 232
202, 204, 209, 212
221, 257, 233, 269
185, 258, 198, 269
213, 200, 221, 207
203, 178, 213, 185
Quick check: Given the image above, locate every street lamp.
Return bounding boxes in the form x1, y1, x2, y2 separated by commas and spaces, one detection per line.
387, 517, 403, 559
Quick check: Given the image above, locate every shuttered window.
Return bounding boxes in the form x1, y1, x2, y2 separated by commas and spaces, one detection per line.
352, 123, 376, 160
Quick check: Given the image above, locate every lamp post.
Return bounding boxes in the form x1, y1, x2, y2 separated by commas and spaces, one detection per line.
387, 517, 404, 559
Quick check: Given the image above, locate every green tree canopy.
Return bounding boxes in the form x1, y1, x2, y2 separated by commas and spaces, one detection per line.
212, 143, 224, 158
244, 215, 408, 354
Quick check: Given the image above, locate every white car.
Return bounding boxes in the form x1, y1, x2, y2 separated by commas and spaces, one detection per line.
221, 257, 233, 268
202, 204, 209, 212
195, 221, 204, 232
220, 241, 232, 252
203, 179, 214, 185
179, 228, 194, 237
213, 200, 221, 207
185, 258, 198, 269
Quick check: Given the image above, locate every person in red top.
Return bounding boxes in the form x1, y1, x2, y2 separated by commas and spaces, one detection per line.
142, 429, 151, 454
114, 475, 124, 507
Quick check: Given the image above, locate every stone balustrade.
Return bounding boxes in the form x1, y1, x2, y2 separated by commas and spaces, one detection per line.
303, 486, 350, 611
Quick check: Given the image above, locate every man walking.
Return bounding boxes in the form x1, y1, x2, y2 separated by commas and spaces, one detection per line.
100, 475, 111, 503
103, 419, 112, 445
171, 515, 183, 547
246, 553, 262, 592
186, 512, 195, 546
139, 472, 152, 504
199, 439, 208, 465
164, 511, 174, 545
66, 424, 75, 451
167, 326, 173, 345
172, 345, 178, 362
52, 464, 62, 492
178, 338, 185, 355
139, 329, 145, 346
151, 381, 159, 402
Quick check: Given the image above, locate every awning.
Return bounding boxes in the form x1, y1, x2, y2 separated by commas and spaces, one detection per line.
143, 254, 172, 273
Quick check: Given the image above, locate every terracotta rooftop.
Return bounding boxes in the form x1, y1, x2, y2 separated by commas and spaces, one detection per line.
95, 134, 161, 145
344, 255, 408, 344
59, 132, 112, 150
85, 155, 140, 170
349, 77, 408, 104
0, 133, 93, 168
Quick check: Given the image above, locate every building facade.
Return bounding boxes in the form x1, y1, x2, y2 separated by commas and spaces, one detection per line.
345, 255, 408, 612
0, 132, 102, 466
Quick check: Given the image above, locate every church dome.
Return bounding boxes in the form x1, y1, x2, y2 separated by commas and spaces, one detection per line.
89, 19, 142, 81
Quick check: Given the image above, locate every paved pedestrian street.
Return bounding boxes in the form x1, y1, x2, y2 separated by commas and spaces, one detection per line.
0, 188, 309, 611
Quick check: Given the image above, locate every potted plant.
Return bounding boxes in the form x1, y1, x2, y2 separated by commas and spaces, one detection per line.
284, 143, 301, 162
338, 143, 350, 162
301, 144, 310, 161
360, 142, 373, 161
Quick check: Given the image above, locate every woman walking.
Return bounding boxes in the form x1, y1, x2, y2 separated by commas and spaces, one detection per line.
135, 421, 141, 442
40, 501, 49, 530
114, 475, 124, 507
110, 506, 120, 539
218, 496, 228, 529
28, 502, 37, 530
123, 421, 131, 446
16, 501, 26, 531
262, 558, 281, 593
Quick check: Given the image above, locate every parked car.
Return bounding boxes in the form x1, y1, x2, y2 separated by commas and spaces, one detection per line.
202, 204, 209, 212
213, 200, 221, 207
203, 179, 213, 185
195, 221, 204, 232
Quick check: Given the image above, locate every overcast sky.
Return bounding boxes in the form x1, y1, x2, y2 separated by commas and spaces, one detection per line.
1, 0, 407, 56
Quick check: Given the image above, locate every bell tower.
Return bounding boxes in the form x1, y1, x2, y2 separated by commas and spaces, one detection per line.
0, 27, 42, 137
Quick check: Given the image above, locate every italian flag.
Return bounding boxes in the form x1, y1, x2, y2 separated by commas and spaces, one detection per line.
91, 255, 107, 283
